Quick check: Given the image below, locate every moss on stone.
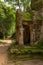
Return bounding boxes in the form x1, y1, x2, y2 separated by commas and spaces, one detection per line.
22, 12, 32, 21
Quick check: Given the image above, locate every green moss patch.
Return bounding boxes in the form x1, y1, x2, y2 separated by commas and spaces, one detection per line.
22, 12, 32, 21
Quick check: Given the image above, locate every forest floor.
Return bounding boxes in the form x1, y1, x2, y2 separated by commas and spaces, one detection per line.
0, 40, 43, 65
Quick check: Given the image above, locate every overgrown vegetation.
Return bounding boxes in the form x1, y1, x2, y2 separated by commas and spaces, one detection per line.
8, 40, 43, 60
0, 0, 43, 61
0, 1, 16, 39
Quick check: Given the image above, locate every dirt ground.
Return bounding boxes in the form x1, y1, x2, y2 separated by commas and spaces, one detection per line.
0, 52, 43, 65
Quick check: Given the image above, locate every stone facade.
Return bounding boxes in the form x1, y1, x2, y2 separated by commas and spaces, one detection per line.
16, 9, 43, 45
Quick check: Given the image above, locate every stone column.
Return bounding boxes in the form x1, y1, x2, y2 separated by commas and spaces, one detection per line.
30, 29, 36, 45
16, 9, 24, 45
30, 24, 35, 45
31, 11, 37, 44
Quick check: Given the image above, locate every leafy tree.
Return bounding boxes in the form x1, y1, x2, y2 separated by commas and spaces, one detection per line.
21, 0, 31, 12
4, 0, 31, 12
0, 1, 16, 39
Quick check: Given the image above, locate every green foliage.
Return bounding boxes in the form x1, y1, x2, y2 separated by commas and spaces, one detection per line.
5, 0, 31, 12
8, 39, 43, 55
8, 45, 43, 60
22, 12, 32, 21
3, 6, 16, 38
0, 1, 5, 23
8, 39, 43, 60
9, 46, 43, 55
0, 1, 16, 38
21, 0, 31, 11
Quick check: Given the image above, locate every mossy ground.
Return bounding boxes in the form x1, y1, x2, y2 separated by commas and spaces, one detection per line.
8, 46, 43, 61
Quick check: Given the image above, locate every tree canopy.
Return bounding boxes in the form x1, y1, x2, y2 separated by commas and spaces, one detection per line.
0, 1, 16, 39
4, 0, 31, 12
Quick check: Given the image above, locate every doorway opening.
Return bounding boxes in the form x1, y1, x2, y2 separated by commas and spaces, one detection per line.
23, 25, 30, 45
0, 32, 3, 39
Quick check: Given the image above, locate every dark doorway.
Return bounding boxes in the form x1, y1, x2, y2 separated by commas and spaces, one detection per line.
23, 25, 30, 45
11, 32, 16, 39
0, 32, 3, 39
